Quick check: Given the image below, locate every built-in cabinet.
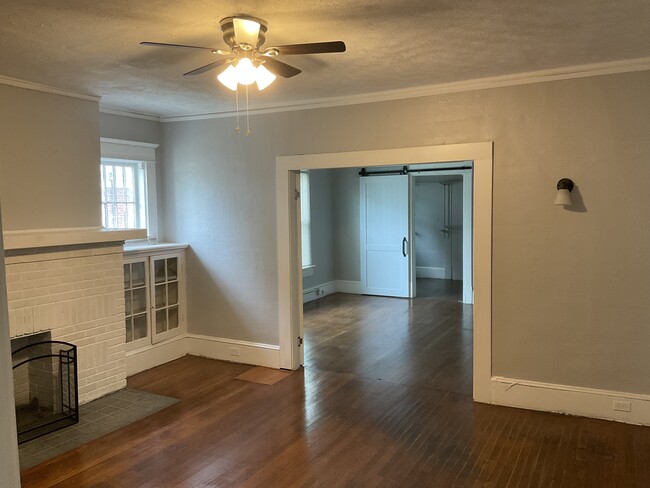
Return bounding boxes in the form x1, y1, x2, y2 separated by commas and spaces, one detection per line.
123, 245, 187, 351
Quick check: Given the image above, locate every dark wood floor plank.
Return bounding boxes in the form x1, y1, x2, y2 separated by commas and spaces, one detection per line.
20, 292, 650, 487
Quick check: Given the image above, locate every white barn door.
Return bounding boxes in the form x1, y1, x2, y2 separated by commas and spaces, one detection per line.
360, 175, 412, 298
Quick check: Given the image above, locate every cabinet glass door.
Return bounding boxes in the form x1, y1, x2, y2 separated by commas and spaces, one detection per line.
124, 260, 149, 348
151, 255, 182, 343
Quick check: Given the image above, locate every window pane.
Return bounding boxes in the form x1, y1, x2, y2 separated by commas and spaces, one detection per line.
123, 264, 130, 288
100, 160, 147, 230
300, 172, 312, 267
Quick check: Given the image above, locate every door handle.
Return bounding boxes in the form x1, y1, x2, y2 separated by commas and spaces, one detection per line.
402, 237, 407, 257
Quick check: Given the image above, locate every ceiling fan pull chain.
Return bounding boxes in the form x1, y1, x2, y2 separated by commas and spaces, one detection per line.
235, 86, 241, 134
246, 85, 252, 136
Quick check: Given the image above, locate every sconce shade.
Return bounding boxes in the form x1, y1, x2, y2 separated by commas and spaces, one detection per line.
554, 178, 574, 206
554, 188, 573, 206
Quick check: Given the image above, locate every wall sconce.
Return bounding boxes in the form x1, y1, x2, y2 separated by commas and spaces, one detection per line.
554, 178, 574, 206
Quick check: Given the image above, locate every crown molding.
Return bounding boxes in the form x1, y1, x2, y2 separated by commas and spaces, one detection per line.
160, 56, 650, 122
0, 75, 100, 102
99, 106, 162, 121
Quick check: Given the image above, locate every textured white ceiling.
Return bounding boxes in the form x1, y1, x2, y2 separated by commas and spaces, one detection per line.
1, 0, 649, 117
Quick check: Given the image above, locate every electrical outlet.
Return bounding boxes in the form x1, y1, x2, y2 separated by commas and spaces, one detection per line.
613, 400, 631, 412
229, 347, 240, 357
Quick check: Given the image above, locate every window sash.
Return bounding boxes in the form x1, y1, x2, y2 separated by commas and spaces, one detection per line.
101, 159, 146, 230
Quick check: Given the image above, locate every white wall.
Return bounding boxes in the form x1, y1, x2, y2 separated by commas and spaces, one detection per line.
0, 85, 101, 231
163, 70, 650, 395
333, 168, 360, 281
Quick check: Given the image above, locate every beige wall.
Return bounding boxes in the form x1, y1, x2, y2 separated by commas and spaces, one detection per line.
0, 85, 101, 231
0, 209, 20, 487
163, 70, 650, 394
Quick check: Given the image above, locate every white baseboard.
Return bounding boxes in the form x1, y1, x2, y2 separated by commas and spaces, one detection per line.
416, 266, 446, 279
303, 281, 338, 303
335, 280, 362, 294
126, 334, 189, 376
186, 334, 280, 369
491, 376, 650, 426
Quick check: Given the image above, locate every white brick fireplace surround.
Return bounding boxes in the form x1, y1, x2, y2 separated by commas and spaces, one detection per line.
4, 228, 143, 404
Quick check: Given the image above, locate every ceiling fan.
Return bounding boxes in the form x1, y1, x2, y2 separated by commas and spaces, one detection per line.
141, 15, 346, 91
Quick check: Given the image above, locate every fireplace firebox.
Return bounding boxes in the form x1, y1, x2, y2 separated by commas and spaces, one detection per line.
12, 340, 79, 443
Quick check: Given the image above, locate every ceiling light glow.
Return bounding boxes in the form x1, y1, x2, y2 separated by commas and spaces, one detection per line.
235, 58, 257, 85
255, 65, 276, 90
217, 65, 238, 91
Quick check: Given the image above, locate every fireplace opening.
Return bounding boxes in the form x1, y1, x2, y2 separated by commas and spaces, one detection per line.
12, 336, 79, 444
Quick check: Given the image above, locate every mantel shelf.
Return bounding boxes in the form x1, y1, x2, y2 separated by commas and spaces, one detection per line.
2, 227, 146, 250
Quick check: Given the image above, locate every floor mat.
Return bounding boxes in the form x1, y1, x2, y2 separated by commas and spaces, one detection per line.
19, 388, 178, 470
235, 366, 292, 385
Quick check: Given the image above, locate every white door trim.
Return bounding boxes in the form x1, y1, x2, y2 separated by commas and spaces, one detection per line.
275, 142, 493, 403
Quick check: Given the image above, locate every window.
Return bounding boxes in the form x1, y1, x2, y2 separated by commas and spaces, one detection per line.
101, 160, 146, 230
300, 171, 312, 268
100, 138, 159, 241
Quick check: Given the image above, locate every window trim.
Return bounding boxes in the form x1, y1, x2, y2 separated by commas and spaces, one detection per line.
100, 138, 159, 243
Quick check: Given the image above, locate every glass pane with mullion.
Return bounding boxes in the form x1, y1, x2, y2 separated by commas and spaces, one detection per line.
123, 263, 130, 288
168, 281, 178, 305
154, 259, 166, 284
133, 314, 148, 340
132, 287, 147, 314
126, 316, 134, 343
155, 284, 166, 308
126, 202, 136, 229
156, 308, 167, 334
131, 261, 146, 287
168, 306, 179, 329
125, 290, 132, 316
167, 258, 178, 281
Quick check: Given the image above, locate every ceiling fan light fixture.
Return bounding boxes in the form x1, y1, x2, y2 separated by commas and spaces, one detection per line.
255, 65, 276, 90
217, 65, 239, 91
235, 57, 257, 85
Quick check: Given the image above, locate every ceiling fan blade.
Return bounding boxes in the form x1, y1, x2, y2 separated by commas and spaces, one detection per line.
141, 41, 227, 53
233, 17, 261, 47
183, 59, 230, 76
269, 41, 346, 56
261, 58, 302, 78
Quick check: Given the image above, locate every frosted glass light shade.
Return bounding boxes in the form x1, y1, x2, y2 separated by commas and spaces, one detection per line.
554, 188, 572, 206
255, 65, 276, 90
217, 66, 238, 91
235, 58, 257, 85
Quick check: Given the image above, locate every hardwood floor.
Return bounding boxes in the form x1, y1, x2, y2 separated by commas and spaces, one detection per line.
21, 293, 650, 487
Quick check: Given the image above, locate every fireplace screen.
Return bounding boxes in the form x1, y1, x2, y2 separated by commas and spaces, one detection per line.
12, 341, 79, 443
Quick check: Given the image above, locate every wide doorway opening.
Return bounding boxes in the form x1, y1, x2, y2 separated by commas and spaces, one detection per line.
275, 143, 493, 402
299, 162, 474, 395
